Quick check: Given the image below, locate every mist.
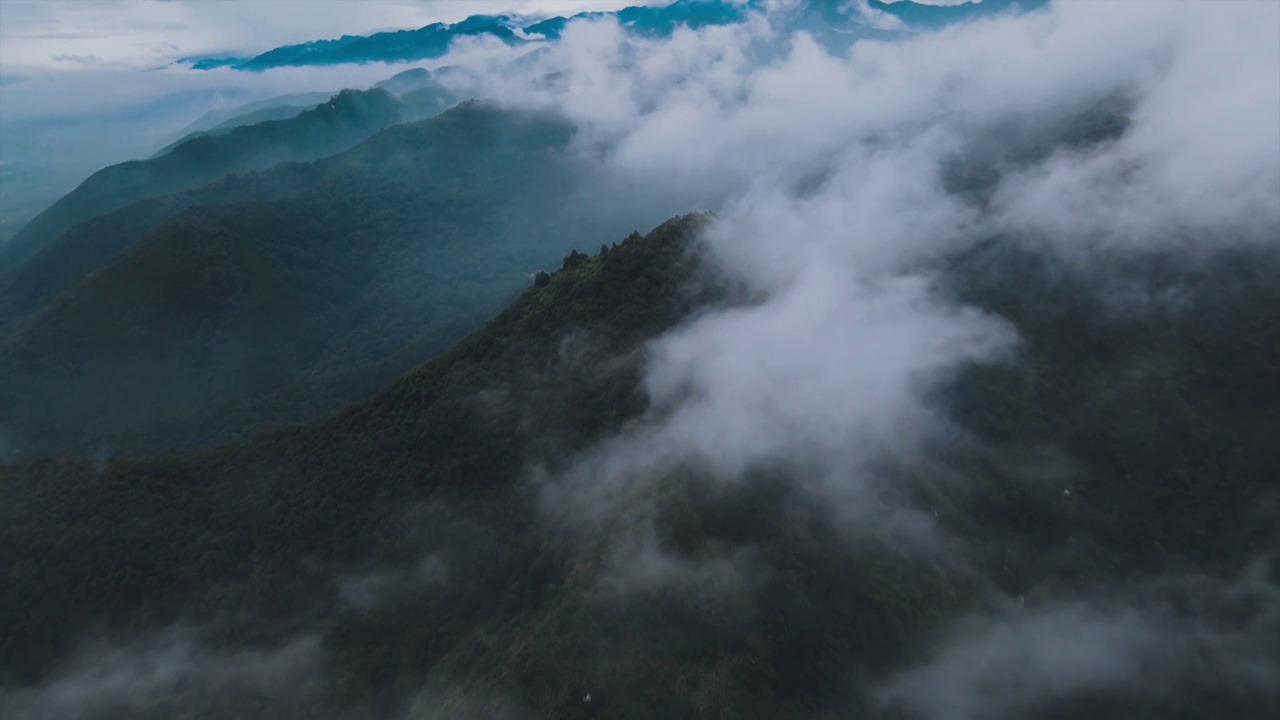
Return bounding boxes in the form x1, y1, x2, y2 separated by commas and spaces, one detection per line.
0, 0, 684, 241
0, 629, 323, 720
3, 0, 1278, 715
490, 0, 1280, 712
506, 0, 1275, 485
0, 37, 528, 241
880, 562, 1280, 719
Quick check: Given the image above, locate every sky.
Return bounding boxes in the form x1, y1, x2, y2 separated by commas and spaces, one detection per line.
0, 0, 667, 234
0, 0, 672, 71
0, 0, 973, 71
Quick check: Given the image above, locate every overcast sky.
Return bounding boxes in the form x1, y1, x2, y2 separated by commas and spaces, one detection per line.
0, 0, 976, 72
0, 0, 672, 71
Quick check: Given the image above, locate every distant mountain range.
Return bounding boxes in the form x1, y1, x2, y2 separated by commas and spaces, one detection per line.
179, 0, 1049, 72
0, 0, 1063, 461
0, 83, 457, 277
0, 89, 1133, 459
0, 102, 660, 458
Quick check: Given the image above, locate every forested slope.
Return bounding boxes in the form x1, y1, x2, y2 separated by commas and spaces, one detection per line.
0, 88, 434, 273
2, 214, 1276, 719
0, 102, 648, 458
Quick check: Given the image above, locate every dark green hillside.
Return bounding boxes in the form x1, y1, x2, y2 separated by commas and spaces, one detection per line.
939, 238, 1280, 564
153, 79, 459, 160
0, 101, 622, 457
2, 216, 1276, 718
148, 104, 316, 158
168, 91, 337, 138
0, 88, 413, 273
0, 215, 725, 701
0, 90, 457, 325
0, 165, 314, 324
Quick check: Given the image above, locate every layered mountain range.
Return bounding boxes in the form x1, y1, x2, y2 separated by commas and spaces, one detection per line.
178, 0, 1046, 72
0, 1, 1275, 719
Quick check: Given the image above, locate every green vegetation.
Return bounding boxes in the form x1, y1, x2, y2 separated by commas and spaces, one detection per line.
2, 215, 1275, 718
168, 91, 337, 137
0, 102, 630, 457
0, 87, 451, 274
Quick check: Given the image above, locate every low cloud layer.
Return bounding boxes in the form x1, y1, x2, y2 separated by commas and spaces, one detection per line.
338, 553, 449, 609
0, 35, 530, 237
0, 0, 666, 71
4, 0, 1278, 714
523, 0, 1278, 530
881, 563, 1280, 719
0, 629, 322, 720
507, 0, 1279, 710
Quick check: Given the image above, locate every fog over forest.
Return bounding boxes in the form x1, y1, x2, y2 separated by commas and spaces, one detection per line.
1, 1, 1277, 718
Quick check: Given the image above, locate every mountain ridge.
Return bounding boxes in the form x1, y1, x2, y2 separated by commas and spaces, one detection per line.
3, 214, 1276, 718
177, 0, 1048, 72
0, 101, 613, 459
0, 87, 460, 276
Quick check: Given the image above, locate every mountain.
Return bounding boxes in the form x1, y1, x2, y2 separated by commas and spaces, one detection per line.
0, 94, 1140, 458
0, 88, 461, 275
522, 0, 745, 40
178, 0, 1054, 74
0, 165, 313, 326
375, 64, 468, 96
0, 87, 463, 316
150, 103, 321, 159
166, 91, 338, 139
188, 14, 527, 72
2, 214, 1276, 719
2, 3, 1273, 718
152, 74, 461, 160
0, 101, 656, 459
868, 0, 1052, 29
182, 2, 751, 72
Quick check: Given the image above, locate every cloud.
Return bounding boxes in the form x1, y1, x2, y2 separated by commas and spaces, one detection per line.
0, 0, 670, 71
879, 563, 1280, 720
0, 629, 323, 720
482, 12, 1280, 708
4, 0, 1278, 710
987, 3, 1280, 250
0, 33, 534, 234
845, 0, 911, 30
512, 0, 1273, 475
48, 53, 104, 67
339, 553, 449, 609
592, 519, 766, 605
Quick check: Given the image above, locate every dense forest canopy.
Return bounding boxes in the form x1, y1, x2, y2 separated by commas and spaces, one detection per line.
0, 102, 683, 458
3, 216, 1277, 719
0, 86, 457, 276
0, 1, 1277, 719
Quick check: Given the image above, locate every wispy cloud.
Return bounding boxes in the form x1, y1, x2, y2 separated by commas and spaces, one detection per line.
0, 0, 669, 71
513, 0, 1277, 537
0, 628, 323, 720
880, 564, 1280, 720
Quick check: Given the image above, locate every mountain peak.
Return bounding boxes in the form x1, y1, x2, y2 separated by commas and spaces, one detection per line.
178, 1, 1051, 72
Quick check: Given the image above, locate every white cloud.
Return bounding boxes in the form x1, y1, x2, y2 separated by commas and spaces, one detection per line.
881, 0, 984, 5
0, 629, 322, 720
0, 0, 667, 71
508, 0, 1279, 597
0, 0, 669, 218
3, 0, 1278, 711
880, 566, 1280, 720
